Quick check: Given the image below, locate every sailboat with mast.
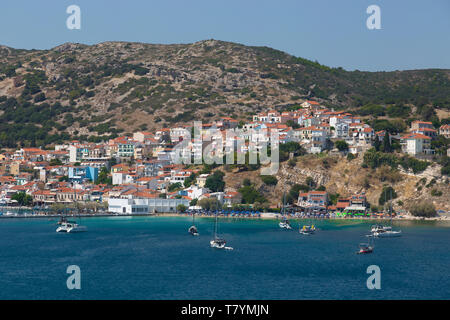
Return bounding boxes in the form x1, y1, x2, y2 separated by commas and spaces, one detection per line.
279, 190, 292, 229
210, 212, 232, 249
56, 184, 87, 233
188, 211, 199, 236
370, 188, 401, 238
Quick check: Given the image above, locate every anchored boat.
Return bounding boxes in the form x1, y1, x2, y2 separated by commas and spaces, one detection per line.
279, 190, 292, 230
357, 243, 374, 254
299, 224, 316, 235
56, 221, 87, 233
210, 211, 232, 250
370, 188, 402, 238
279, 218, 292, 230
357, 237, 374, 254
188, 212, 199, 236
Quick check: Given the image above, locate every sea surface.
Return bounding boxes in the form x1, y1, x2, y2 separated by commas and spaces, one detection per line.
0, 216, 449, 300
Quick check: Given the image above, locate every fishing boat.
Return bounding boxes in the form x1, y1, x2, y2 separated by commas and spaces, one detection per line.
299, 224, 316, 235
210, 212, 232, 250
188, 211, 199, 236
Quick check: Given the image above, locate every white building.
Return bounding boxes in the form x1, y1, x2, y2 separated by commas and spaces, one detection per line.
108, 198, 190, 214
333, 122, 349, 138
400, 133, 433, 156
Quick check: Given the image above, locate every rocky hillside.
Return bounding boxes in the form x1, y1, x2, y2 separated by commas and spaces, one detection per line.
0, 40, 449, 147
223, 153, 450, 212
0, 40, 450, 146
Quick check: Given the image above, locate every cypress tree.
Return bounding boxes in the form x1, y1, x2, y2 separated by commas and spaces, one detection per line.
382, 132, 391, 153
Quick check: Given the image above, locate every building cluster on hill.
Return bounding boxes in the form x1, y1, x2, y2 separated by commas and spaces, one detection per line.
0, 100, 448, 214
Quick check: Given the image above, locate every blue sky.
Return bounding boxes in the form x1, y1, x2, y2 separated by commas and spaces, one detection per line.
1, 0, 449, 71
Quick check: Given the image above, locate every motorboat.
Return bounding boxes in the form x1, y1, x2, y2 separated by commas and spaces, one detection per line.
189, 225, 199, 236
299, 225, 316, 235
372, 229, 402, 238
357, 243, 374, 254
370, 224, 401, 237
370, 189, 402, 238
370, 224, 392, 233
56, 221, 87, 233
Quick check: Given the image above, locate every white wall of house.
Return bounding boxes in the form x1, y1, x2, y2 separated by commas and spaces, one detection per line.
108, 198, 190, 214
112, 172, 126, 185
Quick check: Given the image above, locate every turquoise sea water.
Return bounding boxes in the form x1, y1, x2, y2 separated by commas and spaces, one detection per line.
0, 216, 449, 300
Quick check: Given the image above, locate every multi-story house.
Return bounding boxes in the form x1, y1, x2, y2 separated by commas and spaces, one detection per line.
68, 166, 99, 183
400, 133, 433, 156
297, 191, 328, 213
410, 120, 434, 131
439, 124, 450, 138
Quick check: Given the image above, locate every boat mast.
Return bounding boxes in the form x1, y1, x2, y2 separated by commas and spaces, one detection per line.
73, 181, 80, 222
282, 191, 285, 216
214, 211, 218, 240
389, 188, 393, 224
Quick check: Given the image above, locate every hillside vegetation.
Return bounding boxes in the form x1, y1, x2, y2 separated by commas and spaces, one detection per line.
0, 40, 449, 147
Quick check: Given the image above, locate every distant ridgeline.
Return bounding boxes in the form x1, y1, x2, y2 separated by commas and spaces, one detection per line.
0, 40, 449, 147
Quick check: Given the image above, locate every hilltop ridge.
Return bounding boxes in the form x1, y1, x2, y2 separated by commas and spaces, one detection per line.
0, 39, 449, 147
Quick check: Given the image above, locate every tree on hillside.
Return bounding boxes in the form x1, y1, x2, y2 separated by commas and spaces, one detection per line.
12, 192, 33, 206
381, 132, 392, 153
335, 140, 349, 152
378, 186, 397, 206
238, 183, 266, 204
168, 182, 183, 192
183, 172, 197, 188
409, 200, 436, 217
96, 167, 112, 185
260, 175, 278, 186
205, 170, 225, 192
374, 135, 381, 151
305, 176, 316, 189
49, 158, 63, 166
198, 198, 221, 211
285, 183, 310, 204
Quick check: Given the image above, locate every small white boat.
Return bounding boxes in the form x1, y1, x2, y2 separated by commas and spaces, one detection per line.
5, 211, 16, 216
370, 224, 401, 237
372, 230, 402, 238
56, 221, 87, 233
210, 212, 231, 250
279, 221, 292, 229
189, 225, 199, 236
210, 238, 227, 249
370, 225, 392, 233
188, 213, 199, 236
